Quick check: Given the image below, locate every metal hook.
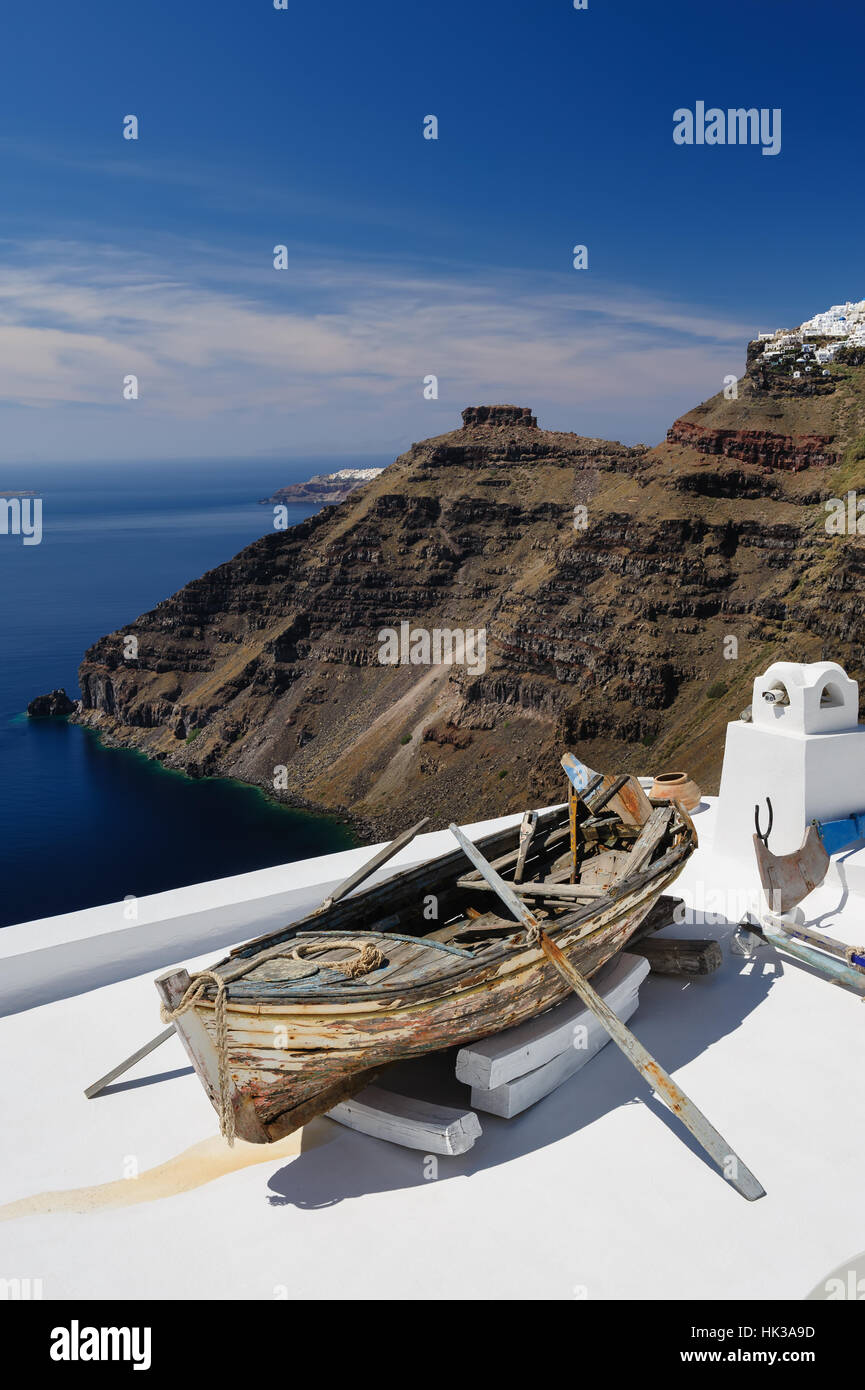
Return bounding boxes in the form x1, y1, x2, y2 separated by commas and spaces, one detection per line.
754, 797, 774, 849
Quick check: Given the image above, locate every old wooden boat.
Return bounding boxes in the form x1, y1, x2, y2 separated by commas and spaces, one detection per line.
156, 769, 697, 1144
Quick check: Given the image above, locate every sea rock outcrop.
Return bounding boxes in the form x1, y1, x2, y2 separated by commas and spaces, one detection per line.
28, 688, 76, 717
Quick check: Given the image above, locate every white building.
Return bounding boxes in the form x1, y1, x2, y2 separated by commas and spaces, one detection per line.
753, 297, 865, 368
801, 299, 865, 338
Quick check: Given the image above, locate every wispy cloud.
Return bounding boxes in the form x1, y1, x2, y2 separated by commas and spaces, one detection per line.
0, 237, 755, 460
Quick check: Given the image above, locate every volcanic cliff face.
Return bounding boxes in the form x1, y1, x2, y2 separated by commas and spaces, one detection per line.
75, 357, 865, 837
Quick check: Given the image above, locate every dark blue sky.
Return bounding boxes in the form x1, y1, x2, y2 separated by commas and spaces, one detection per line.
0, 0, 861, 462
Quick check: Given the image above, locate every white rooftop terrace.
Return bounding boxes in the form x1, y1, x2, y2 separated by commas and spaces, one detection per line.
2, 662, 865, 1301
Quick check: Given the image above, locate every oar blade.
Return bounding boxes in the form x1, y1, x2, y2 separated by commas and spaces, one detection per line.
539, 929, 765, 1201
560, 753, 598, 795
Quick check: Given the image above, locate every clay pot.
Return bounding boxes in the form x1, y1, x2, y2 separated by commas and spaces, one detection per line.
650, 771, 701, 812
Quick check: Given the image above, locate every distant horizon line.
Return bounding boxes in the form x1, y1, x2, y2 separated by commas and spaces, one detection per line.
0, 410, 665, 471
0, 447, 400, 472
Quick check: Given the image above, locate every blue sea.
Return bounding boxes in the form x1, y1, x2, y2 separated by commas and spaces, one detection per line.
0, 457, 386, 929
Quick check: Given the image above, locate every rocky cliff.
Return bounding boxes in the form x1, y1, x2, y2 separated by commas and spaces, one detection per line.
75, 349, 865, 837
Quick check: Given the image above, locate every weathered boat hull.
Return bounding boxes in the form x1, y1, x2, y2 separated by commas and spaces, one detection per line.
157, 820, 691, 1143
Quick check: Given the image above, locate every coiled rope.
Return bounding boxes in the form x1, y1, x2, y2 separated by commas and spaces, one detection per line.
159, 941, 386, 1145
292, 941, 385, 978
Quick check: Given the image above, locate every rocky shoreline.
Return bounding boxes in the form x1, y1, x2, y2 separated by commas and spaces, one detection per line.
69, 710, 370, 842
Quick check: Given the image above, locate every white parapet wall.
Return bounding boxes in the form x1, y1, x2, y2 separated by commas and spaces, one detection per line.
0, 812, 526, 1018
712, 660, 865, 870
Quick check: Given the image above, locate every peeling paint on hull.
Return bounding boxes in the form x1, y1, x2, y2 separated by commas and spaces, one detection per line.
157, 805, 695, 1142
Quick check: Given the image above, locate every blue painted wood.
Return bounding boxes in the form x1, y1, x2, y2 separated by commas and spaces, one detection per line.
560, 753, 597, 795
817, 812, 865, 856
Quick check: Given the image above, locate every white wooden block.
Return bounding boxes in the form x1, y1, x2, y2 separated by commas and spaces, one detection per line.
328, 1085, 482, 1155
456, 951, 650, 1092
469, 980, 643, 1118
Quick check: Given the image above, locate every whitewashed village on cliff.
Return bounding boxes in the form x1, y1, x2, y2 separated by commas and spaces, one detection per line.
756, 298, 865, 374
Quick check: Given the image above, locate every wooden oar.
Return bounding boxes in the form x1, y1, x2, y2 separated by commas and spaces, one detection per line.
772, 920, 865, 971
746, 915, 865, 996
84, 817, 430, 1099
448, 822, 766, 1202
84, 1026, 176, 1100
313, 817, 429, 913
